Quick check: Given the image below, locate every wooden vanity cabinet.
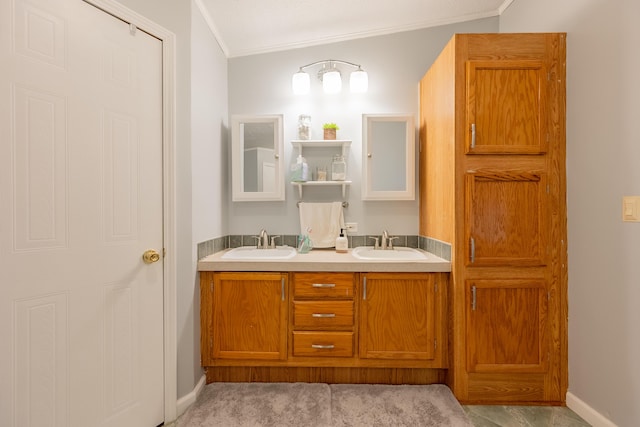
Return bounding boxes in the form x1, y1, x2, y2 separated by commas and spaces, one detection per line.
200, 271, 288, 364
359, 273, 447, 366
201, 270, 448, 383
290, 272, 356, 359
420, 33, 567, 404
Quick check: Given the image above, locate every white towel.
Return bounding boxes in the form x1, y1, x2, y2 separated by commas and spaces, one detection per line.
299, 202, 345, 248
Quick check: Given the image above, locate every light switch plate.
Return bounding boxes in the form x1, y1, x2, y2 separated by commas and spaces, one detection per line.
622, 196, 640, 222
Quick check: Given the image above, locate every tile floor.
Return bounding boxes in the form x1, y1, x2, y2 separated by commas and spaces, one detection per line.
463, 405, 591, 427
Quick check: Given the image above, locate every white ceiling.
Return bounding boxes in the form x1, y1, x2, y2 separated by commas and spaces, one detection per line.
196, 0, 514, 58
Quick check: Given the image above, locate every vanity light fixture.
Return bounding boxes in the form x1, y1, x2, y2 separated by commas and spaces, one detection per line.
292, 59, 368, 95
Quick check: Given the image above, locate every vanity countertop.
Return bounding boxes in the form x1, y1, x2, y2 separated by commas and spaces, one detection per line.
197, 247, 451, 273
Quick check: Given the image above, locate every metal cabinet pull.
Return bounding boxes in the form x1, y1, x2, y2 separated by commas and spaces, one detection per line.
471, 123, 476, 148
363, 276, 367, 300
311, 283, 335, 288
471, 285, 477, 311
311, 344, 335, 349
311, 313, 336, 318
281, 278, 285, 301
470, 237, 475, 263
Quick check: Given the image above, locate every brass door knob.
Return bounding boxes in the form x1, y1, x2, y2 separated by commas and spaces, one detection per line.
142, 249, 161, 264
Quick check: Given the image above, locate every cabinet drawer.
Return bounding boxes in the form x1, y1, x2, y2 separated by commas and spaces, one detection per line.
293, 273, 354, 298
293, 301, 354, 328
292, 332, 354, 357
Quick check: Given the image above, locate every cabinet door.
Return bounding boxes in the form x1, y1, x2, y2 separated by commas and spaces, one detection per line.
466, 279, 548, 373
360, 273, 437, 361
212, 272, 287, 360
465, 170, 547, 267
466, 60, 547, 154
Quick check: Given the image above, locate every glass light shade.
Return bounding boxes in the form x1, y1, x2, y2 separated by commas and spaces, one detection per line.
292, 71, 310, 95
350, 69, 368, 93
322, 70, 342, 94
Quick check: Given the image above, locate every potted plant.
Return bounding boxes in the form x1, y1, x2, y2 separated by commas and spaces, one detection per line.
323, 123, 339, 140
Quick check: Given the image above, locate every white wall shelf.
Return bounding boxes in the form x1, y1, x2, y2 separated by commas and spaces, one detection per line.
291, 180, 352, 198
290, 140, 352, 199
291, 140, 351, 157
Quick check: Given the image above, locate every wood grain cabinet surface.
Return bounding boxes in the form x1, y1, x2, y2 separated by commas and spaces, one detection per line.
290, 272, 357, 359
420, 32, 567, 404
200, 270, 448, 383
359, 273, 446, 365
200, 271, 288, 364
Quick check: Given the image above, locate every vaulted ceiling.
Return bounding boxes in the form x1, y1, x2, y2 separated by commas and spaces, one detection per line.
196, 0, 513, 57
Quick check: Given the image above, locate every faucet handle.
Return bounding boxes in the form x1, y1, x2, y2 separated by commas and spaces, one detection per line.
251, 235, 261, 248
388, 236, 399, 249
368, 236, 379, 249
269, 235, 280, 249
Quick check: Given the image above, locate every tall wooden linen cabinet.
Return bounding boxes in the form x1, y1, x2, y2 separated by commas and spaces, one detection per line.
419, 33, 567, 404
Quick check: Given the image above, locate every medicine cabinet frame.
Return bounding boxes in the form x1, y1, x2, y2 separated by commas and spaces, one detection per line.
231, 114, 285, 201
362, 114, 416, 200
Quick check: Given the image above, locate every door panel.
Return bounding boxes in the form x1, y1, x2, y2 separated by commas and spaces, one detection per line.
466, 60, 547, 154
467, 279, 548, 373
465, 170, 548, 267
0, 0, 164, 425
360, 273, 436, 361
213, 272, 288, 360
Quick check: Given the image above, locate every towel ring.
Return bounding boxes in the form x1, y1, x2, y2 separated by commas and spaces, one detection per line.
297, 201, 349, 208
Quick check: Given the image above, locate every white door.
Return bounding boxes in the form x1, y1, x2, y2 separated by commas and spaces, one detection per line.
0, 0, 165, 426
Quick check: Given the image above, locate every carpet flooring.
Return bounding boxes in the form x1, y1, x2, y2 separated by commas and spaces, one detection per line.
175, 382, 474, 427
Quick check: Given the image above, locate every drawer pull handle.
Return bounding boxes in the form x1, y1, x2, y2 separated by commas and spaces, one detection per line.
311, 313, 336, 318
312, 283, 336, 288
311, 344, 335, 349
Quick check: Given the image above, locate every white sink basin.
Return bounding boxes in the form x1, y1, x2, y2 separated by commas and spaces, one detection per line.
351, 246, 428, 261
221, 246, 297, 260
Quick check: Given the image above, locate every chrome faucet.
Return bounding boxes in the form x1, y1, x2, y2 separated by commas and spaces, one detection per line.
381, 230, 390, 250
253, 229, 269, 249
380, 230, 399, 250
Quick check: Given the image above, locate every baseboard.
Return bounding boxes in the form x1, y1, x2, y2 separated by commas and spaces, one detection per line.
176, 374, 206, 417
566, 392, 618, 427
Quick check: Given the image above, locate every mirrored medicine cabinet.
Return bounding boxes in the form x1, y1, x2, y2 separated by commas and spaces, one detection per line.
231, 114, 285, 201
362, 114, 415, 200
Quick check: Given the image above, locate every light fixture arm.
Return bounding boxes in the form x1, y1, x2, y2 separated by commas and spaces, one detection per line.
297, 59, 363, 72
292, 59, 368, 94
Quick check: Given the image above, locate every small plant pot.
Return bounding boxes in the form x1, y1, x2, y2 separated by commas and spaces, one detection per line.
324, 128, 336, 140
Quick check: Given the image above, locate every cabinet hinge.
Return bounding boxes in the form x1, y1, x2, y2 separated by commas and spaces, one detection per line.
434, 282, 438, 293
546, 184, 550, 194
210, 281, 213, 293
434, 339, 437, 350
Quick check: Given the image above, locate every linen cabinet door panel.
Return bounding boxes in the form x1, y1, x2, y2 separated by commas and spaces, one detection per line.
466, 60, 548, 154
360, 273, 436, 361
466, 279, 548, 373
213, 272, 288, 360
465, 170, 548, 267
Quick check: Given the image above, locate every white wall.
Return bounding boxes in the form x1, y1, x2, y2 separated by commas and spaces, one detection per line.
189, 2, 229, 396
226, 18, 499, 236
501, 1, 640, 426
190, 0, 228, 395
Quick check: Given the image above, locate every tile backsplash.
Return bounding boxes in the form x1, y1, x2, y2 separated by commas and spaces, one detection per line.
197, 234, 451, 261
